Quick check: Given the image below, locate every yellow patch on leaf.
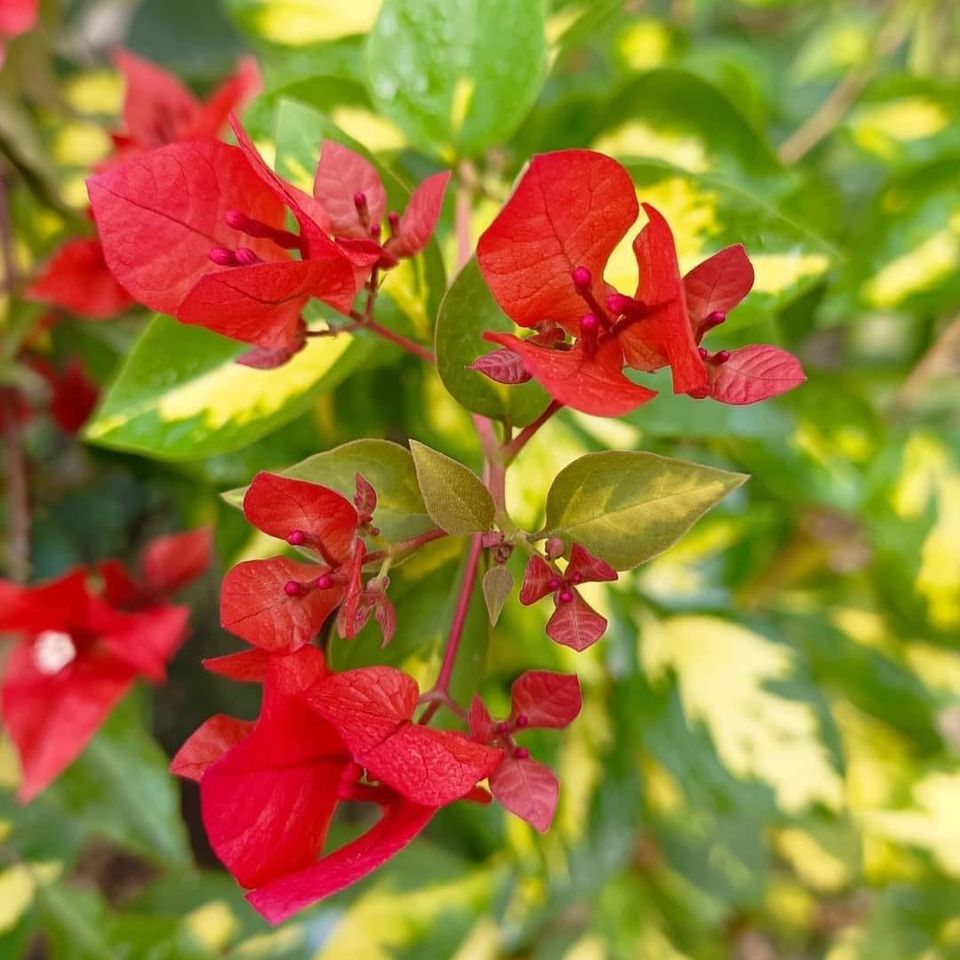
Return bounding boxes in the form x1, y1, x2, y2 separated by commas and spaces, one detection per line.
250, 0, 381, 44
750, 251, 830, 295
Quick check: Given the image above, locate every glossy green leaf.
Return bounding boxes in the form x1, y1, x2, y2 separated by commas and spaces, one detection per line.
410, 440, 494, 535
544, 451, 748, 570
366, 0, 547, 158
436, 259, 549, 427
223, 438, 433, 542
85, 316, 379, 461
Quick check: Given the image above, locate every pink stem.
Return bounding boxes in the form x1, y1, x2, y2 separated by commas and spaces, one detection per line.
419, 533, 483, 724
363, 527, 447, 566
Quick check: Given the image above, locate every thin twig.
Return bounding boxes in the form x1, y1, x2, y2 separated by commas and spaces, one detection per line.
777, 10, 908, 165
502, 400, 563, 464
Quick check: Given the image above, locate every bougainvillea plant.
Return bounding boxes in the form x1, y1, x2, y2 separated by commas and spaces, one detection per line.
81, 120, 805, 922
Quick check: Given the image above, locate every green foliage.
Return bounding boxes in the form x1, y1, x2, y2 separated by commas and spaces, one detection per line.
409, 439, 494, 535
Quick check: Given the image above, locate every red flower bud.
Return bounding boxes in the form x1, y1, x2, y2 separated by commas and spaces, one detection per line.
284, 580, 304, 597
571, 266, 592, 290
209, 247, 237, 266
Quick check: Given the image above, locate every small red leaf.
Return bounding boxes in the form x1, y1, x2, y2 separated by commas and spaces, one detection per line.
682, 244, 754, 339
141, 528, 212, 599
243, 473, 358, 565
170, 714, 253, 782
565, 543, 617, 584
313, 140, 387, 240
354, 473, 377, 520
468, 348, 532, 384
477, 150, 638, 333
468, 696, 495, 743
519, 554, 556, 605
177, 57, 262, 142
510, 671, 582, 729
707, 345, 806, 405
546, 592, 606, 651
490, 755, 558, 833
386, 171, 451, 260
220, 557, 344, 651
114, 50, 199, 148
483, 332, 656, 417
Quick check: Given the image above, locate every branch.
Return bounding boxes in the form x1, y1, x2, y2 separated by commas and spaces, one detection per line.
502, 400, 563, 464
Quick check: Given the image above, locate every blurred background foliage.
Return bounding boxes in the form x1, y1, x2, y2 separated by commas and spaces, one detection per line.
2, 0, 960, 957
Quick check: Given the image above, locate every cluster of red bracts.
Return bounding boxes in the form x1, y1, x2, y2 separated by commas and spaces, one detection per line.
82, 107, 447, 367
472, 150, 806, 416
0, 530, 211, 802
173, 470, 583, 922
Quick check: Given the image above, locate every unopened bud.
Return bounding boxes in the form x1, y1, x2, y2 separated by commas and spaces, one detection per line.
713, 350, 730, 364
702, 310, 726, 332
606, 292, 632, 315
208, 246, 236, 266
495, 721, 510, 735
369, 222, 382, 241
579, 313, 599, 336
287, 530, 308, 546
558, 588, 575, 603
514, 714, 529, 729
698, 347, 709, 359
225, 209, 248, 230
235, 247, 261, 266
547, 576, 563, 592
570, 571, 583, 585
353, 191, 367, 211
544, 537, 565, 561
387, 211, 400, 235
571, 266, 592, 290
315, 573, 335, 590
284, 580, 304, 597
513, 747, 530, 760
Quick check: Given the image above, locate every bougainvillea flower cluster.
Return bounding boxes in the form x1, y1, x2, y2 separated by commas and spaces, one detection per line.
28, 52, 261, 320
0, 529, 209, 802
174, 646, 501, 924
473, 150, 806, 416
87, 115, 448, 366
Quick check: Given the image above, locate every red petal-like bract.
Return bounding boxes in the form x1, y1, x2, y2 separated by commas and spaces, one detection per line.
114, 50, 199, 149
489, 755, 558, 833
38, 357, 99, 434
468, 695, 496, 743
243, 473, 358, 566
201, 648, 348, 889
566, 543, 618, 584
141, 528, 212, 599
178, 257, 353, 350
309, 668, 502, 806
177, 57, 262, 143
620, 204, 707, 395
386, 171, 451, 260
511, 671, 582, 729
220, 557, 344, 651
26, 238, 135, 319
203, 649, 270, 683
483, 333, 656, 417
0, 570, 188, 802
519, 554, 557, 605
246, 799, 436, 925
468, 348, 532, 384
170, 714, 254, 782
88, 140, 287, 317
682, 244, 754, 340
477, 150, 638, 333
313, 140, 387, 240
546, 592, 607, 651
707, 345, 806, 404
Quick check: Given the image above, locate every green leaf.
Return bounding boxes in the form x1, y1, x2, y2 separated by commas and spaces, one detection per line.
543, 451, 748, 570
223, 438, 433, 542
482, 564, 513, 626
85, 316, 379, 461
410, 440, 494, 535
435, 259, 548, 427
46, 695, 190, 867
366, 0, 548, 158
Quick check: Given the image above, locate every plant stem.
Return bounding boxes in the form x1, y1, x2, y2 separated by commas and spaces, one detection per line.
365, 316, 436, 362
455, 161, 475, 268
363, 527, 448, 566
419, 532, 483, 724
1, 394, 30, 582
502, 400, 563, 464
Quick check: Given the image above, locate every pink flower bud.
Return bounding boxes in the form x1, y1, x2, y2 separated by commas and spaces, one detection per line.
606, 292, 632, 315
284, 580, 304, 597
544, 537, 565, 561
713, 350, 730, 364
698, 347, 709, 359
387, 211, 400, 235
702, 310, 726, 332
353, 191, 367, 211
224, 209, 248, 230
571, 266, 592, 290
547, 576, 563, 592
287, 530, 308, 546
558, 588, 575, 603
235, 247, 261, 266
208, 247, 237, 266
514, 714, 529, 729
570, 571, 583, 585
579, 313, 599, 336
315, 573, 335, 590
513, 747, 530, 760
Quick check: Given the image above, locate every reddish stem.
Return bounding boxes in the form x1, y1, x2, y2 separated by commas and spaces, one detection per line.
363, 527, 447, 566
364, 317, 436, 363
502, 400, 563, 464
419, 533, 483, 724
